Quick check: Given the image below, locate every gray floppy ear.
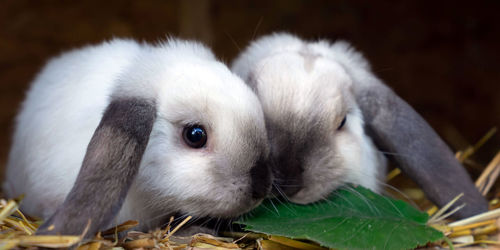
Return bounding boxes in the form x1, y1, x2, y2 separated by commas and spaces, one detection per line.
355, 80, 488, 219
37, 98, 156, 238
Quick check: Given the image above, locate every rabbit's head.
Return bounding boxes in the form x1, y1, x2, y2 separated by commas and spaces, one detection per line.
37, 39, 271, 236
232, 34, 383, 204
124, 40, 272, 219
232, 33, 487, 218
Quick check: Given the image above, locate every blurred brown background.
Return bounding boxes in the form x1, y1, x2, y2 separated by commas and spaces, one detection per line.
0, 0, 499, 181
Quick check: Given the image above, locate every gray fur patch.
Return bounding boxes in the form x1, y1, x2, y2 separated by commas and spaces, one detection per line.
356, 85, 488, 218
250, 156, 272, 199
37, 98, 156, 238
266, 112, 328, 197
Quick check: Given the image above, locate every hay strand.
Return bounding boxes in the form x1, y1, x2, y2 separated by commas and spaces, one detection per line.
428, 193, 464, 224
475, 151, 500, 196
449, 208, 500, 227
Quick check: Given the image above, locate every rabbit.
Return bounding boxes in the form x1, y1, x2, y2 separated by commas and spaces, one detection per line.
231, 32, 488, 219
4, 38, 271, 238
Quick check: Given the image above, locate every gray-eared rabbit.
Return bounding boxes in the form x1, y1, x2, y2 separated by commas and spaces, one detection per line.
231, 32, 487, 218
4, 38, 271, 237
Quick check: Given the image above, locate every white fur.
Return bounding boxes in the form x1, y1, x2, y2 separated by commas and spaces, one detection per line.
5, 38, 269, 230
232, 33, 386, 203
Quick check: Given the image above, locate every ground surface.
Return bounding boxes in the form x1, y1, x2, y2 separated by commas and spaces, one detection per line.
0, 0, 499, 181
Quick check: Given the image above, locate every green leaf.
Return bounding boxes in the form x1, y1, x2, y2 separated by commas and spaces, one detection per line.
236, 185, 444, 250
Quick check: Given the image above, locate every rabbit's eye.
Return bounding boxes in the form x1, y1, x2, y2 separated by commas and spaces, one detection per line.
183, 125, 207, 148
337, 116, 346, 130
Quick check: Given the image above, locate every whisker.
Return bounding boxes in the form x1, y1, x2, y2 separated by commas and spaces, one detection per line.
198, 217, 213, 228
272, 196, 298, 216
214, 217, 222, 234
377, 150, 413, 159
343, 185, 381, 216
258, 202, 277, 215
268, 199, 280, 216
224, 31, 241, 52
377, 181, 419, 208
272, 183, 290, 201
274, 184, 302, 188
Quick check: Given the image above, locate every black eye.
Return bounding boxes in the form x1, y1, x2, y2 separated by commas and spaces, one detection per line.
337, 116, 346, 130
182, 125, 207, 148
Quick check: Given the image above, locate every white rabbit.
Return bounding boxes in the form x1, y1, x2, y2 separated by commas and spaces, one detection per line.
232, 32, 487, 218
4, 38, 271, 237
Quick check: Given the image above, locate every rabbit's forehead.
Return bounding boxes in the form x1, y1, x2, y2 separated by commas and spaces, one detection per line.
113, 60, 230, 100
255, 51, 350, 82
154, 69, 268, 153
154, 60, 262, 114
157, 77, 264, 124
252, 54, 352, 127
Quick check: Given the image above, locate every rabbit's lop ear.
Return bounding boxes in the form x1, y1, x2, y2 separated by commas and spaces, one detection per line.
37, 97, 156, 237
332, 42, 488, 218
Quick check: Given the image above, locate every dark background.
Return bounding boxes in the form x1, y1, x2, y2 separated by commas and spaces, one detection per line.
0, 0, 499, 182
